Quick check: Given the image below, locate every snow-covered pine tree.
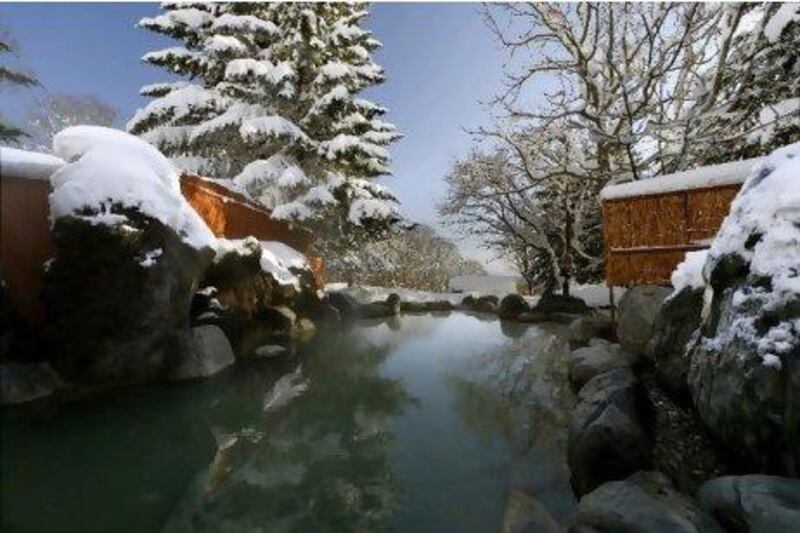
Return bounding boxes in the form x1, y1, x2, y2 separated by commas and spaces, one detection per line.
0, 36, 38, 143
686, 2, 800, 166
130, 3, 401, 248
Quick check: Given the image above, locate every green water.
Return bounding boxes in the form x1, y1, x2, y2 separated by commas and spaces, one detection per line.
1, 313, 576, 532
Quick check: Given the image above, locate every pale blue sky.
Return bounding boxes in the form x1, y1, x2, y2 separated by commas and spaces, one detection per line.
0, 3, 533, 273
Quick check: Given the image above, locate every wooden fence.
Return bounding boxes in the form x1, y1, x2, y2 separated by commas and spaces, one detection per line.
602, 184, 740, 286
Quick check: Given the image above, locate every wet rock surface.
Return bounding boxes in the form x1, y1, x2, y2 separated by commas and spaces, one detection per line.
0, 362, 57, 405
568, 339, 639, 391
697, 475, 800, 533
569, 471, 722, 533
616, 285, 672, 355
647, 286, 704, 401
168, 325, 235, 381
568, 312, 615, 348
568, 368, 653, 496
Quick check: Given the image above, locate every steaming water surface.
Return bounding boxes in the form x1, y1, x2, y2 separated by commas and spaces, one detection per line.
1, 313, 576, 532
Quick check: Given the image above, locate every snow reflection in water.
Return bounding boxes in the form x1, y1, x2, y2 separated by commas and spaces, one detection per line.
1, 313, 576, 532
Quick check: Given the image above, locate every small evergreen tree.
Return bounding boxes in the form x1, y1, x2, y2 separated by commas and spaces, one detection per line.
131, 3, 401, 252
0, 36, 38, 143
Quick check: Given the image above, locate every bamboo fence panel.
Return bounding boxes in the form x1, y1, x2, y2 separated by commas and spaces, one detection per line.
603, 184, 741, 286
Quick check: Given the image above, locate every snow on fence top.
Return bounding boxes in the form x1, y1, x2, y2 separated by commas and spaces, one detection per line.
0, 147, 64, 181
601, 156, 764, 201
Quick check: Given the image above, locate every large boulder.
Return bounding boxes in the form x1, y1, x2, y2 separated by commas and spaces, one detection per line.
533, 291, 590, 315
326, 291, 360, 318
0, 362, 57, 405
168, 325, 235, 381
568, 312, 615, 348
569, 471, 722, 533
697, 475, 800, 533
461, 294, 499, 314
647, 286, 704, 401
499, 294, 530, 320
358, 293, 401, 319
687, 145, 800, 475
616, 285, 672, 354
203, 238, 299, 316
568, 368, 652, 496
45, 211, 213, 384
568, 339, 639, 391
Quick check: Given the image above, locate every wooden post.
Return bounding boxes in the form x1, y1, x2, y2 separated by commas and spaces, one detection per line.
608, 284, 617, 326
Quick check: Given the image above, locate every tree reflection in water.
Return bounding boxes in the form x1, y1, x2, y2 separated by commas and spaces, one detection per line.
447, 322, 577, 527
165, 324, 417, 532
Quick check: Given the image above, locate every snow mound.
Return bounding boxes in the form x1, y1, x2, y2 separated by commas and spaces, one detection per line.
214, 237, 308, 288
671, 250, 708, 292
49, 125, 216, 250
601, 156, 763, 200
0, 147, 65, 181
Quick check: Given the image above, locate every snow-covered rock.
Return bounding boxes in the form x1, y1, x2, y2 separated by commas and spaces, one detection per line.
687, 142, 800, 475
49, 126, 215, 250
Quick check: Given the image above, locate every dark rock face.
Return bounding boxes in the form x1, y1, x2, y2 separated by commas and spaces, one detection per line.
688, 258, 800, 475
460, 294, 499, 314
358, 294, 401, 319
168, 325, 235, 381
568, 313, 615, 348
568, 339, 640, 391
203, 239, 297, 317
697, 475, 800, 533
0, 362, 57, 405
45, 211, 213, 384
568, 368, 653, 496
499, 294, 531, 320
534, 292, 590, 315
326, 291, 360, 318
616, 285, 672, 354
569, 471, 723, 533
647, 286, 704, 401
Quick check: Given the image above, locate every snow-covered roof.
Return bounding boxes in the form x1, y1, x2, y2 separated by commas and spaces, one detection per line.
601, 156, 764, 201
0, 147, 65, 181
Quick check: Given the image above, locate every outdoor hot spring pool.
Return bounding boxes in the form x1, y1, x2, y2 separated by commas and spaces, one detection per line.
1, 313, 577, 532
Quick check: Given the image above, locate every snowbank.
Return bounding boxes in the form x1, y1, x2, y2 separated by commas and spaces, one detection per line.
49, 126, 216, 250
670, 250, 708, 292
0, 147, 64, 181
601, 156, 763, 200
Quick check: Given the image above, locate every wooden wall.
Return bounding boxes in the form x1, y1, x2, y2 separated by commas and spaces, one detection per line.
180, 174, 325, 285
603, 184, 740, 286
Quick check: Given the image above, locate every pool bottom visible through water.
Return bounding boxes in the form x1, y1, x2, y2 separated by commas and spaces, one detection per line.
1, 312, 576, 532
